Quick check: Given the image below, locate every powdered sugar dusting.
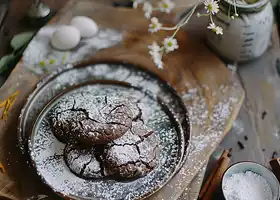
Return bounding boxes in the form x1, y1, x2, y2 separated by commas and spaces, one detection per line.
19, 57, 244, 200
29, 80, 188, 199
23, 25, 122, 75
154, 82, 243, 200
107, 145, 139, 165
64, 143, 103, 179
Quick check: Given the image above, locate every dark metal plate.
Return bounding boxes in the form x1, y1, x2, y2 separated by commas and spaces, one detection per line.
18, 60, 190, 200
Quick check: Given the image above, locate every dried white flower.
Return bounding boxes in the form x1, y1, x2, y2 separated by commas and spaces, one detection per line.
135, 0, 227, 69
148, 42, 160, 55
231, 12, 239, 19
148, 17, 162, 33
163, 37, 179, 53
207, 22, 216, 30
207, 22, 223, 35
143, 2, 153, 18
132, 0, 144, 8
153, 55, 164, 69
148, 42, 164, 69
204, 0, 219, 14
158, 0, 175, 13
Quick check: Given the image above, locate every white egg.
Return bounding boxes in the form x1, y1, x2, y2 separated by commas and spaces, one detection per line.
70, 16, 98, 38
51, 26, 81, 51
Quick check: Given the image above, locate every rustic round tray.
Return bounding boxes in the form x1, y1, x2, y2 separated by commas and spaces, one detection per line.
18, 60, 191, 200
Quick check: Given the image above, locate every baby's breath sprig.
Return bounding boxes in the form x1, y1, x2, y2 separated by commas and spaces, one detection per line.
148, 42, 164, 69
132, 0, 236, 69
197, 0, 223, 35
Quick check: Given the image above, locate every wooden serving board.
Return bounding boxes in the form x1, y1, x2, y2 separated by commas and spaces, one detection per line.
0, 1, 244, 199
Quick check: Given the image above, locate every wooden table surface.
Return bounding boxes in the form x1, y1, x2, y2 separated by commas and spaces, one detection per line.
219, 25, 280, 166
1, 0, 280, 199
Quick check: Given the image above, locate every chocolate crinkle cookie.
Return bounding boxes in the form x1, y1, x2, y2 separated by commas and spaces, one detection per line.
103, 121, 159, 179
48, 93, 142, 144
64, 142, 105, 179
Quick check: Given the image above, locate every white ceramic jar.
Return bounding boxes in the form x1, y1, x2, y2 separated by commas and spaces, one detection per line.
206, 0, 274, 62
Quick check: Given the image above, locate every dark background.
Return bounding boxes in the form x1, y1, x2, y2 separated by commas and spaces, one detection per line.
0, 0, 68, 58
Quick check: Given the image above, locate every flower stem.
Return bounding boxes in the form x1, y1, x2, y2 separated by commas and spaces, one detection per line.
171, 27, 180, 38
210, 14, 214, 23
153, 0, 201, 36
228, 3, 231, 17
169, 0, 201, 42
233, 0, 238, 15
179, 0, 202, 27
161, 26, 179, 31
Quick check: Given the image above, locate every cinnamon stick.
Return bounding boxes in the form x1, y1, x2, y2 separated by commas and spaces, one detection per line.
201, 156, 230, 200
0, 163, 5, 174
199, 150, 230, 199
269, 158, 280, 183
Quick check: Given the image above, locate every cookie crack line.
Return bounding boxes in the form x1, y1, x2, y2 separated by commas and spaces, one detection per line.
108, 128, 155, 148
72, 99, 77, 110
105, 121, 128, 127
78, 121, 84, 129
137, 145, 157, 170
140, 160, 154, 170
139, 147, 158, 164
64, 147, 82, 164
94, 151, 106, 177
80, 156, 94, 176
72, 153, 81, 162
132, 104, 143, 122
135, 144, 141, 155
114, 159, 154, 171
107, 104, 127, 115
105, 113, 133, 123
109, 142, 139, 147
129, 126, 153, 139
115, 160, 140, 168
70, 107, 101, 123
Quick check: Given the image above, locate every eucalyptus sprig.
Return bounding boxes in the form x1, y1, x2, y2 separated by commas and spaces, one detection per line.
0, 32, 34, 75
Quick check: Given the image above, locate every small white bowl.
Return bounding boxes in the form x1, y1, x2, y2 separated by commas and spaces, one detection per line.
222, 162, 279, 200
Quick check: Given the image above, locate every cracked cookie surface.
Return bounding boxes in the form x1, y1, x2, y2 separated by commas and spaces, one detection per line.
64, 142, 105, 179
103, 121, 159, 179
48, 93, 140, 144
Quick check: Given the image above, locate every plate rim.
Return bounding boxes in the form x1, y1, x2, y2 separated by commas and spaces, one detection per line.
18, 59, 192, 199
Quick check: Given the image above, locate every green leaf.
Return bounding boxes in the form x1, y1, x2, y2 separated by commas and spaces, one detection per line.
0, 54, 15, 74
10, 32, 34, 51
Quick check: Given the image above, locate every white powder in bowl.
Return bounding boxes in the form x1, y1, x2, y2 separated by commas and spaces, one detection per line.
223, 171, 273, 200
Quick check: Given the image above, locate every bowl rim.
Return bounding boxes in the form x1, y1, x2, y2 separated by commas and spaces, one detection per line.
221, 161, 280, 200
